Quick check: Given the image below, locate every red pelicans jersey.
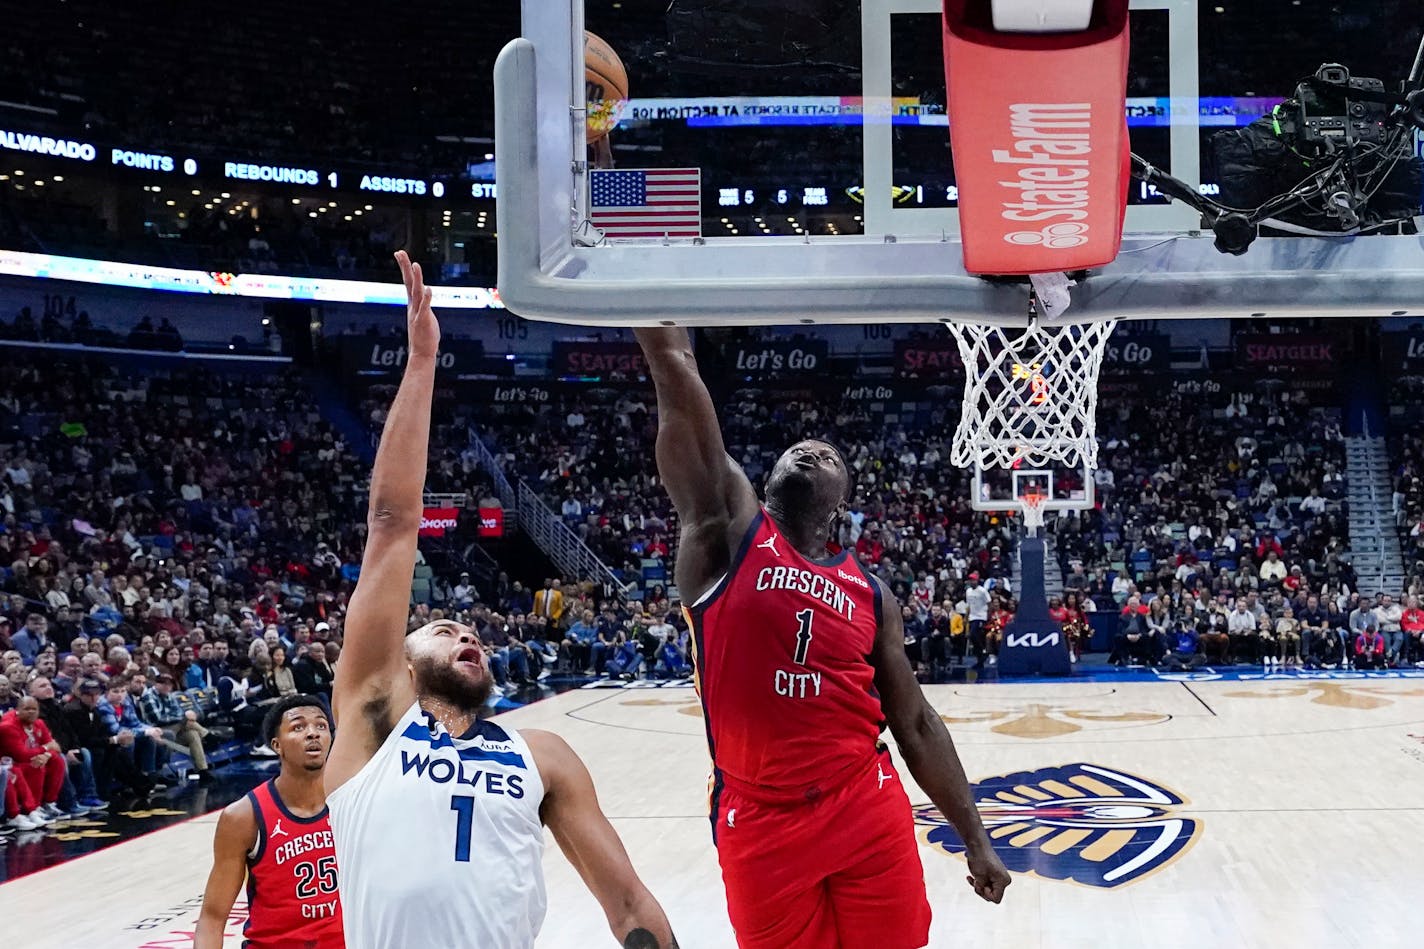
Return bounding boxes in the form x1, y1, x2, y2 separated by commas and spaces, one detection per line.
685, 508, 885, 810
244, 778, 344, 949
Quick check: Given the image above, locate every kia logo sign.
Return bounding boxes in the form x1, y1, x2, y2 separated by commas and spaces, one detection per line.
1006, 631, 1062, 648
419, 507, 460, 537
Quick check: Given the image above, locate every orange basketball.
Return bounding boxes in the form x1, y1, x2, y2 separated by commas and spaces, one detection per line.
585, 30, 629, 143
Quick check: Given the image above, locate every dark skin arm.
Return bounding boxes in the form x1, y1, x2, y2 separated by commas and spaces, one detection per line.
869, 576, 1011, 904
632, 328, 760, 602
195, 797, 257, 949
527, 729, 678, 947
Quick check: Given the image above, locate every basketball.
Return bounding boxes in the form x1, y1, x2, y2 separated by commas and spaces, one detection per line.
584, 30, 628, 143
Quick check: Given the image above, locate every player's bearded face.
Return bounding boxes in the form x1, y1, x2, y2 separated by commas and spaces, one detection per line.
411, 634, 492, 710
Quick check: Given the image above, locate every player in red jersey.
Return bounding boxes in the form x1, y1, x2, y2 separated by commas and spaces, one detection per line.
636, 327, 1011, 949
196, 695, 344, 949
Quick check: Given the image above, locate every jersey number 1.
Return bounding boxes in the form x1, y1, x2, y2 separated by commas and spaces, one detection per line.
450, 795, 476, 862
793, 609, 814, 665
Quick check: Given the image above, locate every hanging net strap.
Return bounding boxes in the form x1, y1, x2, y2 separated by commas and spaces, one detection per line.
946, 319, 1119, 471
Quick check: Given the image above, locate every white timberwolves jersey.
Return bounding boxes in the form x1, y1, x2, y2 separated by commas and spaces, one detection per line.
328, 702, 547, 949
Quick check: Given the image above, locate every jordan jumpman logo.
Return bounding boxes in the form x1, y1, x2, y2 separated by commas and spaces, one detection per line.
271, 818, 290, 839
877, 764, 891, 789
757, 534, 781, 557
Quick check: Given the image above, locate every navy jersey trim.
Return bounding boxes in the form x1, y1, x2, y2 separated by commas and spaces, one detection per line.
246, 788, 269, 864
689, 610, 718, 766
708, 767, 726, 847
687, 509, 765, 617
856, 556, 885, 631
267, 777, 330, 826
461, 719, 511, 743
800, 544, 853, 569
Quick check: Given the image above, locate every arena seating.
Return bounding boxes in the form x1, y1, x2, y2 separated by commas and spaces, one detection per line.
1056, 387, 1350, 605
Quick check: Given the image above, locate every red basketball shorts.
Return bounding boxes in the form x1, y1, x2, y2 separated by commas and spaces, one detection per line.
713, 749, 932, 949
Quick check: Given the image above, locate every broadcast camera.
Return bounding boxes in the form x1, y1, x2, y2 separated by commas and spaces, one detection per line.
1134, 37, 1424, 255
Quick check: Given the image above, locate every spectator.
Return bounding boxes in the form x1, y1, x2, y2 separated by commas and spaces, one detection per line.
1401, 595, 1424, 667
0, 695, 69, 820
64, 678, 155, 797
604, 632, 644, 680
1161, 612, 1204, 671
11, 613, 50, 665
452, 572, 478, 610
1348, 596, 1377, 660
562, 609, 599, 673
1297, 596, 1332, 667
292, 642, 336, 696
655, 632, 690, 678
1112, 594, 1151, 667
1227, 599, 1258, 665
27, 675, 106, 812
965, 575, 990, 668
1375, 593, 1404, 667
1200, 601, 1230, 664
97, 678, 168, 786
534, 578, 566, 631
265, 645, 300, 699
137, 673, 215, 784
1274, 607, 1302, 669
1355, 625, 1386, 670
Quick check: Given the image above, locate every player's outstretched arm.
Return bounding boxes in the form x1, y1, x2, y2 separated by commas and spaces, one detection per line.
526, 729, 680, 948
868, 577, 1012, 905
633, 327, 758, 599
327, 250, 435, 790
195, 798, 257, 949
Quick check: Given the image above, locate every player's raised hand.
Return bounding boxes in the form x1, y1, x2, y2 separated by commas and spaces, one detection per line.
966, 845, 1011, 904
395, 250, 440, 360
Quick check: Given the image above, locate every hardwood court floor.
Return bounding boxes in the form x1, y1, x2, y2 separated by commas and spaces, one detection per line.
11, 673, 1424, 948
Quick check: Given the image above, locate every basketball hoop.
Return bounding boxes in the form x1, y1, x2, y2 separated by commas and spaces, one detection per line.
1019, 489, 1048, 537
946, 318, 1118, 471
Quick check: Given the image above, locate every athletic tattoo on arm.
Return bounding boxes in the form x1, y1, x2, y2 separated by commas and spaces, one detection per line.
623, 928, 678, 949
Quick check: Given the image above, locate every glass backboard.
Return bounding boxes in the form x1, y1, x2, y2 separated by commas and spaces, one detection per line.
496, 1, 1424, 325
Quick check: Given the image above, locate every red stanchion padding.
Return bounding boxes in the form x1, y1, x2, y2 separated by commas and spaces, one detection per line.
943, 0, 1131, 275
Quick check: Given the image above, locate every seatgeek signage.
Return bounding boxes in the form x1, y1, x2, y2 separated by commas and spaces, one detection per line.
0, 125, 469, 200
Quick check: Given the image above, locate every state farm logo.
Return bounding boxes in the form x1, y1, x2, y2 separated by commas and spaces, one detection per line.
994, 102, 1093, 251
1004, 221, 1089, 249
837, 569, 869, 589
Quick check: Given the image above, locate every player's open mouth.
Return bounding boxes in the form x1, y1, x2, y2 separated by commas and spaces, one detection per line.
454, 645, 483, 670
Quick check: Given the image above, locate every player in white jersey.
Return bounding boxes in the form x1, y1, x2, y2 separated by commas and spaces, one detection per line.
325, 252, 679, 949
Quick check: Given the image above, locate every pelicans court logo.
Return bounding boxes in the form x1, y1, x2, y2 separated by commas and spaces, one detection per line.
914, 763, 1200, 889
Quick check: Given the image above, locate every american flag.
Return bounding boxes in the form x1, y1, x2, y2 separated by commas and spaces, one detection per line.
590, 168, 702, 239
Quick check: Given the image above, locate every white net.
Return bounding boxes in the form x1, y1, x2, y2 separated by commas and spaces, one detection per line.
1019, 492, 1047, 536
947, 319, 1119, 471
